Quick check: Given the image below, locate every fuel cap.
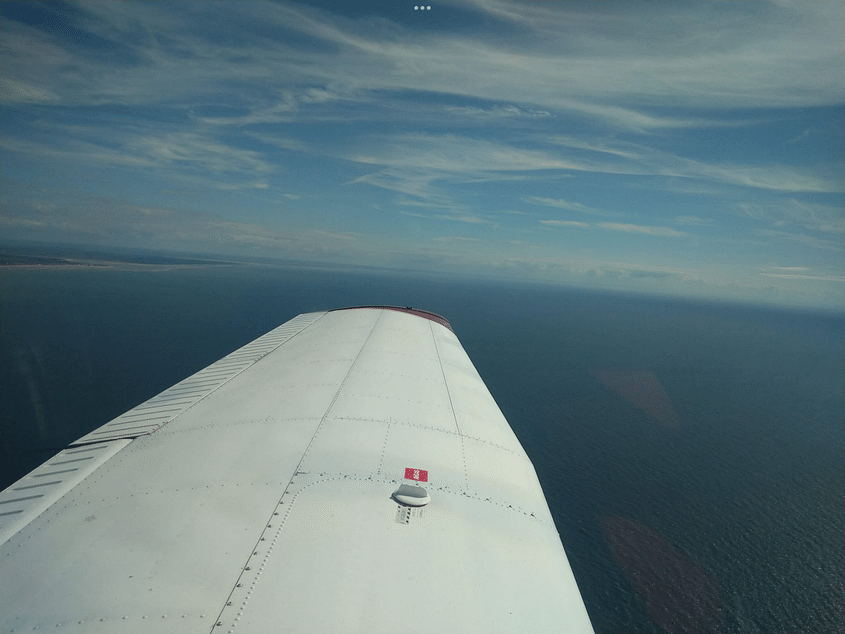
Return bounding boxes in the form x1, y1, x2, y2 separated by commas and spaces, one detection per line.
392, 484, 430, 507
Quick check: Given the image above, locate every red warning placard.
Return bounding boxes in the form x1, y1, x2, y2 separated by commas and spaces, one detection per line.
404, 467, 428, 482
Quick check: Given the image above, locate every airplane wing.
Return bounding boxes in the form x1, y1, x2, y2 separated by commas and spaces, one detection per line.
1, 306, 595, 633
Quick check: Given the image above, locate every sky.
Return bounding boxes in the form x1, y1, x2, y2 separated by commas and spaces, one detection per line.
1, 0, 843, 309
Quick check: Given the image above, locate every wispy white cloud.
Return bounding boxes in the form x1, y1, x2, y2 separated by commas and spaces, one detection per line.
758, 265, 845, 282
402, 210, 491, 224
483, 251, 711, 286
434, 235, 483, 242
2, 121, 276, 193
526, 197, 610, 216
1, 0, 842, 309
700, 163, 841, 193
781, 199, 845, 234
754, 228, 842, 250
738, 200, 845, 234
343, 133, 842, 203
2, 135, 157, 169
674, 216, 715, 226
448, 215, 492, 225
4, 0, 841, 124
0, 184, 374, 260
540, 220, 589, 227
343, 135, 595, 209
598, 223, 688, 237
310, 230, 357, 241
348, 171, 446, 206
452, 0, 843, 110
444, 104, 552, 120
760, 273, 845, 281
346, 134, 581, 173
786, 128, 814, 144
546, 136, 640, 159
126, 132, 272, 175
4, 3, 840, 201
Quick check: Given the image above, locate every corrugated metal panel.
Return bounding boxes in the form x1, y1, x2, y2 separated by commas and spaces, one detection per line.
70, 311, 326, 446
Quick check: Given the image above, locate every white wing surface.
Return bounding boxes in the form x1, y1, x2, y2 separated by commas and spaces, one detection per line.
1, 306, 595, 633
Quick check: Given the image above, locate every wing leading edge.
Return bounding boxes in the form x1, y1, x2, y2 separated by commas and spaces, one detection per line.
1, 306, 595, 633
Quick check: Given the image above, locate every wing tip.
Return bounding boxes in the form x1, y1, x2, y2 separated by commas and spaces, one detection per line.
328, 305, 453, 332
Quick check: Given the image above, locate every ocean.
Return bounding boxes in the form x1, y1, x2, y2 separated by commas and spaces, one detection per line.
2, 263, 843, 633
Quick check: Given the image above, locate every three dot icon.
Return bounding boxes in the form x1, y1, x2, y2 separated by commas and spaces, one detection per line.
414, 5, 431, 9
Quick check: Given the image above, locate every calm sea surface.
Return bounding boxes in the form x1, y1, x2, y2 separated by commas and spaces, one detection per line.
2, 264, 843, 633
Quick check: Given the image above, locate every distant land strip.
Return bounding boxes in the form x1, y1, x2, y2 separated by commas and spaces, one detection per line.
0, 252, 241, 268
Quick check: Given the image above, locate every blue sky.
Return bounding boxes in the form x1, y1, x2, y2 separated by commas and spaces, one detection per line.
1, 0, 843, 309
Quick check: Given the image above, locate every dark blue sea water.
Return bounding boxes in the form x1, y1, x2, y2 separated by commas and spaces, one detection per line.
2, 264, 843, 633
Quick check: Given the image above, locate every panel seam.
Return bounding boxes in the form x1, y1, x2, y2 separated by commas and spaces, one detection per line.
430, 320, 469, 492
296, 309, 384, 469
208, 310, 382, 633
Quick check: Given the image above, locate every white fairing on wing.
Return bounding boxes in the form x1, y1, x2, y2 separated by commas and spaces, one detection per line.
1, 307, 595, 633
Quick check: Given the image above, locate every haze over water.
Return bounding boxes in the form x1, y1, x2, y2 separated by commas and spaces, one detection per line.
2, 263, 843, 633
